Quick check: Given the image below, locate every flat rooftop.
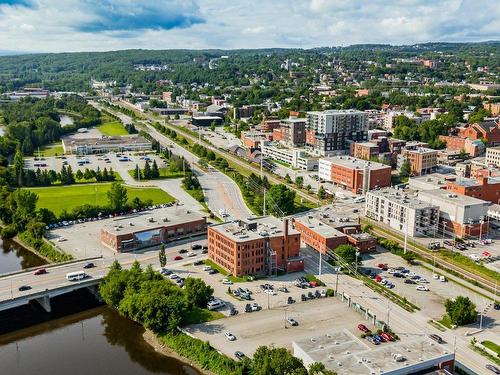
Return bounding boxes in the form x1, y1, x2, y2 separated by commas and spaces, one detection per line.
293, 330, 454, 375
63, 135, 150, 147
355, 142, 380, 149
418, 189, 490, 207
368, 188, 438, 210
293, 216, 347, 238
405, 147, 437, 154
210, 216, 298, 242
452, 176, 500, 187
102, 206, 205, 235
321, 156, 390, 171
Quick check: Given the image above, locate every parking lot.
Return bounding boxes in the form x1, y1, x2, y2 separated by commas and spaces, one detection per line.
24, 151, 166, 183
362, 248, 497, 322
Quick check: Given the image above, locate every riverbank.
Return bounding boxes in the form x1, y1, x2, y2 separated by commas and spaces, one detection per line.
143, 330, 213, 375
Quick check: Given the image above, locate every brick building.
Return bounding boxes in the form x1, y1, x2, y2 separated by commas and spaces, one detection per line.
351, 142, 380, 160
446, 176, 500, 204
399, 147, 437, 176
274, 118, 306, 147
100, 209, 207, 252
438, 135, 485, 157
207, 217, 304, 277
318, 156, 391, 194
458, 121, 500, 146
260, 118, 281, 133
240, 131, 271, 149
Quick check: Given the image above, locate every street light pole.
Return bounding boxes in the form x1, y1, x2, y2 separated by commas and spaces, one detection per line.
319, 251, 322, 278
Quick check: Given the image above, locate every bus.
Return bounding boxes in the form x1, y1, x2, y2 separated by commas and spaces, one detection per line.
66, 271, 88, 281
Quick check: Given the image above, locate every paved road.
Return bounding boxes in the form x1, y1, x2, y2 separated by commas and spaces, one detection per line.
0, 238, 208, 303
302, 247, 493, 375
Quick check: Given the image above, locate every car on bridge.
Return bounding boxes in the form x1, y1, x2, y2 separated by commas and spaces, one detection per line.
34, 268, 47, 275
18, 285, 32, 291
83, 262, 95, 269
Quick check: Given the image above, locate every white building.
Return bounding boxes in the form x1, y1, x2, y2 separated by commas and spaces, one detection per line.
261, 141, 318, 171
365, 188, 439, 237
486, 146, 500, 168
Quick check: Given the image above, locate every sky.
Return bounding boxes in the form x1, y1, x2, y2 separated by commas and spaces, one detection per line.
0, 0, 498, 53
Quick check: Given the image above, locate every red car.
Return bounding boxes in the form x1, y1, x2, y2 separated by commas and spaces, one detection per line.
34, 268, 47, 275
174, 255, 183, 261
357, 324, 370, 333
380, 332, 393, 341
375, 275, 382, 282
377, 263, 388, 271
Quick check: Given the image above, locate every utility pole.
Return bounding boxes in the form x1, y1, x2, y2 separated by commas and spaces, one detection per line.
355, 250, 360, 274
404, 208, 409, 254
263, 188, 266, 216
319, 251, 322, 278
260, 155, 263, 179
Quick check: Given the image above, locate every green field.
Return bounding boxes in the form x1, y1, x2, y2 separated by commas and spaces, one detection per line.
28, 183, 174, 215
97, 121, 128, 136
38, 142, 64, 157
127, 167, 185, 180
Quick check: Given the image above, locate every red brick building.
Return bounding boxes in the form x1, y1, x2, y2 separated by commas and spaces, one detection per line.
351, 142, 380, 160
438, 135, 485, 157
260, 118, 281, 133
100, 209, 207, 252
458, 121, 500, 146
319, 156, 391, 194
446, 176, 500, 204
208, 218, 303, 277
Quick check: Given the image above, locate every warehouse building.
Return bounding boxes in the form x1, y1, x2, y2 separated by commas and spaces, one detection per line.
62, 135, 152, 155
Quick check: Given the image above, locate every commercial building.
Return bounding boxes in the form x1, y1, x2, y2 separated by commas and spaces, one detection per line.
418, 189, 490, 238
438, 135, 485, 157
191, 116, 224, 127
319, 156, 391, 194
399, 147, 437, 176
100, 208, 207, 252
207, 217, 304, 277
260, 118, 281, 133
292, 216, 348, 254
486, 146, 500, 167
408, 173, 452, 191
293, 332, 455, 375
9, 88, 50, 100
261, 141, 319, 171
445, 175, 500, 204
306, 110, 368, 155
365, 188, 439, 237
62, 135, 152, 155
240, 131, 271, 149
458, 121, 500, 146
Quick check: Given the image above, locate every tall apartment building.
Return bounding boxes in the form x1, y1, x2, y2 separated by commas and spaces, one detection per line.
305, 110, 368, 156
365, 188, 439, 237
273, 119, 306, 147
207, 217, 304, 277
319, 156, 391, 194
486, 146, 500, 167
399, 147, 438, 176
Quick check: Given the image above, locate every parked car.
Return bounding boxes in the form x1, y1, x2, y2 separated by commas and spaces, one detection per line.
179, 249, 187, 254
193, 260, 203, 266
301, 294, 308, 301
174, 255, 183, 261
187, 251, 196, 257
191, 244, 202, 250
169, 274, 179, 280
380, 332, 393, 341
234, 351, 245, 360
244, 304, 252, 313
208, 269, 217, 275
307, 291, 315, 299
207, 299, 225, 310
287, 318, 299, 326
34, 268, 47, 275
429, 334, 443, 344
357, 324, 370, 333
251, 303, 261, 311
202, 266, 212, 271
229, 307, 238, 316
224, 332, 236, 341
222, 279, 233, 285
83, 262, 95, 269
287, 296, 295, 304
404, 279, 416, 284
416, 285, 429, 291
18, 285, 32, 291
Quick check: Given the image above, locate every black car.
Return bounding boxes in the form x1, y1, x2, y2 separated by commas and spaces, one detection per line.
18, 285, 31, 291
191, 244, 202, 250
429, 334, 443, 344
202, 245, 208, 250
308, 292, 315, 299
83, 262, 95, 269
301, 294, 307, 301
208, 269, 218, 275
287, 296, 295, 304
179, 249, 188, 254
494, 303, 500, 310
230, 307, 238, 316
235, 351, 245, 360
404, 279, 416, 284
244, 304, 252, 313
193, 260, 203, 266
202, 249, 208, 254
314, 290, 321, 298
486, 364, 500, 374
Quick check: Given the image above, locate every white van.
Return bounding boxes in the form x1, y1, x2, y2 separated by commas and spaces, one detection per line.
354, 196, 365, 203
207, 299, 225, 310
66, 271, 88, 281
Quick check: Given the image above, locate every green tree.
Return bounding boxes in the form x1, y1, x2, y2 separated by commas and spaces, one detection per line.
285, 174, 292, 183
184, 277, 214, 308
26, 220, 46, 239
445, 296, 477, 326
308, 362, 336, 375
8, 189, 38, 231
13, 146, 24, 186
143, 160, 152, 179
151, 160, 160, 179
75, 169, 84, 181
266, 184, 296, 215
400, 158, 411, 178
295, 176, 304, 187
318, 186, 326, 199
251, 346, 308, 375
159, 244, 167, 268
334, 244, 358, 265
107, 182, 128, 211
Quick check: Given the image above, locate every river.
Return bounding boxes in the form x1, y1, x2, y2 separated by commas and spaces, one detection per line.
0, 239, 47, 274
0, 242, 200, 375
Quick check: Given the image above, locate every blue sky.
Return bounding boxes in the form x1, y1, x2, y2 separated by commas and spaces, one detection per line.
0, 0, 498, 52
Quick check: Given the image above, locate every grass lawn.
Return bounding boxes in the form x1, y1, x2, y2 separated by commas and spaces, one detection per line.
127, 167, 185, 180
438, 314, 454, 329
28, 183, 174, 215
202, 259, 229, 276
482, 341, 500, 356
38, 142, 64, 157
97, 121, 128, 136
182, 307, 224, 326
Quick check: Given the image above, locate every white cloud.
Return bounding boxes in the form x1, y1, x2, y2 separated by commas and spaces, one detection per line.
0, 0, 498, 52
